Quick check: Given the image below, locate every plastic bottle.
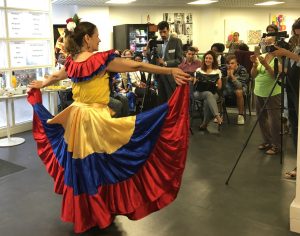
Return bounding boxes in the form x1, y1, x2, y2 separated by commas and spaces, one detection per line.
11, 71, 17, 88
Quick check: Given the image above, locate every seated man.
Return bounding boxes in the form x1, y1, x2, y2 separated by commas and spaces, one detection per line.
179, 46, 202, 106
221, 55, 249, 125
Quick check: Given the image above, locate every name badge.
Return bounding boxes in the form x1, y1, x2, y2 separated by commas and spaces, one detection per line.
168, 49, 175, 53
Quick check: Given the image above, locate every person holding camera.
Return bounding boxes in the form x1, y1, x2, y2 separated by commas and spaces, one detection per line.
156, 21, 183, 104
271, 17, 300, 178
250, 36, 282, 155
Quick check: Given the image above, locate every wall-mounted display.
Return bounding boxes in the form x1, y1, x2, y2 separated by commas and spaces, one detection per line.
0, 10, 6, 38
6, 0, 49, 11
9, 40, 51, 67
7, 11, 50, 38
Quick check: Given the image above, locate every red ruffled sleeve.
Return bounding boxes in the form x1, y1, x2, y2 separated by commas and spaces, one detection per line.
64, 50, 116, 80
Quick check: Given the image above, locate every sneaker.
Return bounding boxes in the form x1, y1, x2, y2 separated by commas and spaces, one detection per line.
237, 115, 245, 125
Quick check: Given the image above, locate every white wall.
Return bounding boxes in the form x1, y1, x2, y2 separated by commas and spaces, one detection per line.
51, 5, 111, 50
52, 5, 300, 52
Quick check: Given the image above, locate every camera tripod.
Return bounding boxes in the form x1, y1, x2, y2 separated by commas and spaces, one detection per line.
139, 46, 158, 112
225, 56, 288, 185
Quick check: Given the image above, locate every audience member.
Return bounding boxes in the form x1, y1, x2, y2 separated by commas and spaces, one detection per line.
226, 32, 244, 54
194, 50, 223, 131
250, 36, 282, 155
155, 21, 183, 104
129, 53, 157, 111
211, 43, 226, 67
221, 55, 249, 125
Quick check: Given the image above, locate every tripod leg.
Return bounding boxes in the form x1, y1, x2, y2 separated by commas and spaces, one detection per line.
226, 73, 282, 185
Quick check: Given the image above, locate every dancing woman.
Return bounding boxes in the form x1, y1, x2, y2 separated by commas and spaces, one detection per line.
28, 19, 190, 233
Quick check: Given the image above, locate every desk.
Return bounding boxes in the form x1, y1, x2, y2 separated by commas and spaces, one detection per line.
0, 94, 26, 147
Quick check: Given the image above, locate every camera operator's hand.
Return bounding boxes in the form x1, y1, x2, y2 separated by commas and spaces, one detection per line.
258, 56, 268, 67
250, 55, 259, 68
171, 68, 191, 86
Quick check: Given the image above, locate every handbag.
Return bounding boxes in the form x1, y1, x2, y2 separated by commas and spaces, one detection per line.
194, 72, 219, 94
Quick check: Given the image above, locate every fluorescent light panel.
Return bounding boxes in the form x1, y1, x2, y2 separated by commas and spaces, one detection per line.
106, 0, 136, 4
255, 1, 285, 6
188, 0, 218, 5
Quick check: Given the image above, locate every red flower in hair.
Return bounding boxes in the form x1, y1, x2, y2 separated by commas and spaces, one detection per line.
66, 18, 73, 24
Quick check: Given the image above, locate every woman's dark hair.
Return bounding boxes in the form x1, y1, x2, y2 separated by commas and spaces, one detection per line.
266, 24, 279, 33
292, 17, 300, 34
133, 52, 143, 60
238, 43, 249, 51
201, 50, 219, 71
64, 22, 96, 57
157, 21, 169, 30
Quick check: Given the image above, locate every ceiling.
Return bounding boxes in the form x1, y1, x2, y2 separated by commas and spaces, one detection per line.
51, 0, 300, 8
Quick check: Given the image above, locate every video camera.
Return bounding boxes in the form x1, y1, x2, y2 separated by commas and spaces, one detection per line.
262, 31, 290, 53
148, 36, 163, 51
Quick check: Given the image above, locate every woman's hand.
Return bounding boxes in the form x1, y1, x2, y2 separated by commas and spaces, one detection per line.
171, 68, 191, 85
28, 79, 45, 89
258, 56, 268, 67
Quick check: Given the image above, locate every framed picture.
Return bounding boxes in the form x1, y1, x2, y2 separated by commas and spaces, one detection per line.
247, 30, 262, 45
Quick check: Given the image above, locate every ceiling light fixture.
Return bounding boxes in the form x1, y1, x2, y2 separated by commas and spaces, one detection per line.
188, 0, 218, 5
106, 0, 136, 4
254, 1, 285, 6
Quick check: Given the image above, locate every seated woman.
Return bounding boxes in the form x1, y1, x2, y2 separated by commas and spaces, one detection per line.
250, 36, 282, 155
194, 50, 223, 131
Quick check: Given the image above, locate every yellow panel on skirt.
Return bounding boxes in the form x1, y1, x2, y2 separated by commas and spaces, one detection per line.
47, 102, 136, 159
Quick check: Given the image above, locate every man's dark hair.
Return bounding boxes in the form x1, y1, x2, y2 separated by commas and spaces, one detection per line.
211, 43, 225, 53
226, 55, 237, 64
238, 43, 249, 51
157, 21, 169, 30
266, 24, 279, 33
187, 46, 196, 53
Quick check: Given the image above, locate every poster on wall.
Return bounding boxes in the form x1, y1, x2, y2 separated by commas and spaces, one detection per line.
247, 30, 262, 45
271, 14, 287, 31
163, 13, 193, 45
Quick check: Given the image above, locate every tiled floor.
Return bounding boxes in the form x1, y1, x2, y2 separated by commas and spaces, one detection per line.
0, 115, 299, 236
